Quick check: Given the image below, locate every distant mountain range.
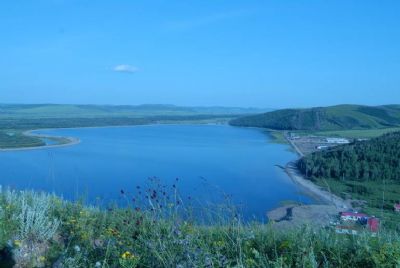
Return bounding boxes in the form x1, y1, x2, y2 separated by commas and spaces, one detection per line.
0, 104, 272, 119
230, 104, 400, 131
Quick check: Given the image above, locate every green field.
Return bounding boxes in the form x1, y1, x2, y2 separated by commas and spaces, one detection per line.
296, 127, 400, 139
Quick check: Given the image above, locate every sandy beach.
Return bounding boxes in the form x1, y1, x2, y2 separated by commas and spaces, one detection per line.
266, 132, 353, 228
266, 161, 351, 229
284, 161, 351, 210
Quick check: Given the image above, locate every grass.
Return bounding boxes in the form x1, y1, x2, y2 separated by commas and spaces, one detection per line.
0, 130, 44, 149
1, 184, 400, 267
298, 127, 400, 139
265, 130, 287, 144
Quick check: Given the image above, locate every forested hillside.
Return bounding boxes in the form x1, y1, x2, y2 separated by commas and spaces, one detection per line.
229, 104, 400, 131
298, 131, 400, 182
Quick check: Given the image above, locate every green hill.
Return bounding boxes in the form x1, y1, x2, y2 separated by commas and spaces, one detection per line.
229, 104, 400, 131
0, 104, 269, 119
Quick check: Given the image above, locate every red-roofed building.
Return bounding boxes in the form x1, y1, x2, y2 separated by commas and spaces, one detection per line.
367, 218, 379, 232
340, 212, 368, 221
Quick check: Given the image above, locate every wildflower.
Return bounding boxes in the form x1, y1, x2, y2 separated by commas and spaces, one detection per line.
74, 245, 81, 252
121, 251, 134, 259
13, 240, 22, 247
95, 261, 102, 268
39, 256, 46, 262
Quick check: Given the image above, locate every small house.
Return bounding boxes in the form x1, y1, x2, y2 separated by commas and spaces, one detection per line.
340, 212, 368, 221
326, 138, 350, 144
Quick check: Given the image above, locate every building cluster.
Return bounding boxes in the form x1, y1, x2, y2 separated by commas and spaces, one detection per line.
333, 211, 379, 235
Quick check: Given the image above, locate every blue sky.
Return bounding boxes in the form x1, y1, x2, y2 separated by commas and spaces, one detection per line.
1, 1, 399, 108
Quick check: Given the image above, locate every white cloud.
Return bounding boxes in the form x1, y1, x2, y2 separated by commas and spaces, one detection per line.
113, 64, 139, 73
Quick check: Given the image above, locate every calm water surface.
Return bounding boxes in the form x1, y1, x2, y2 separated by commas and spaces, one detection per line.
0, 125, 314, 219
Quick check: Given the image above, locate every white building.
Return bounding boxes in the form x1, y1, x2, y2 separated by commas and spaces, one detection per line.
326, 138, 350, 144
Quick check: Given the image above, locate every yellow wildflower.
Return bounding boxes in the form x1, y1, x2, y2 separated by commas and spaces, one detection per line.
121, 251, 135, 260
39, 256, 46, 262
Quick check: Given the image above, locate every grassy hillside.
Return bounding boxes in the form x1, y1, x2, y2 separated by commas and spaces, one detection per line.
1, 188, 400, 267
230, 104, 400, 131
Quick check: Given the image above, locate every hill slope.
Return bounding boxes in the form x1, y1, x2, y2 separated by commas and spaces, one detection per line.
229, 104, 400, 131
0, 104, 270, 119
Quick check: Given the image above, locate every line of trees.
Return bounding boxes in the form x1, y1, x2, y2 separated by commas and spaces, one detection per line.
298, 132, 400, 182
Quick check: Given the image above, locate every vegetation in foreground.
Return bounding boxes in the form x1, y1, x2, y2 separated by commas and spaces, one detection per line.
1, 184, 400, 267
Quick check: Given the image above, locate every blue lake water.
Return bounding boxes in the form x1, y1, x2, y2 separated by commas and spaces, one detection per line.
0, 125, 314, 220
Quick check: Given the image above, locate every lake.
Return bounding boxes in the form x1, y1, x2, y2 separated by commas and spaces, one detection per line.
0, 125, 314, 220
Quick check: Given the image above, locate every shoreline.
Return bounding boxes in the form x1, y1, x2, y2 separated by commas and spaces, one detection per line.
282, 132, 350, 209
0, 124, 351, 210
0, 130, 81, 152
0, 121, 228, 152
266, 133, 352, 228
284, 161, 350, 210
267, 132, 351, 226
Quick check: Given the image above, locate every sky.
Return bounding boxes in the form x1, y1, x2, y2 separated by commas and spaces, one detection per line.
1, 1, 400, 108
